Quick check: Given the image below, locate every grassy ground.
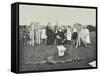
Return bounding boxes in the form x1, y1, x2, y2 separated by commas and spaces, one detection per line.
19, 32, 96, 71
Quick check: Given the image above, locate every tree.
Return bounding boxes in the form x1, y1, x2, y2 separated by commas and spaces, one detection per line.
87, 25, 96, 32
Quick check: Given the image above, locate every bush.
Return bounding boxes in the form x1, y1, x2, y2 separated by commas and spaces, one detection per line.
87, 25, 96, 32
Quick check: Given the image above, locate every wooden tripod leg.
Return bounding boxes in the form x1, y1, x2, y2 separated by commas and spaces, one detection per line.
75, 39, 79, 48
81, 38, 87, 47
79, 38, 80, 46
73, 40, 75, 45
73, 38, 77, 45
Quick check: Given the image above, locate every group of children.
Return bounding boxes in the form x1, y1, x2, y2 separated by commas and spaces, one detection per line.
40, 23, 91, 57
21, 22, 91, 57
41, 23, 91, 48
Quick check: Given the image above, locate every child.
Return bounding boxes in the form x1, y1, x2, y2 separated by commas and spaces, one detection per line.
76, 26, 87, 48
41, 26, 47, 44
67, 25, 72, 45
56, 27, 65, 45
72, 25, 78, 45
84, 26, 91, 44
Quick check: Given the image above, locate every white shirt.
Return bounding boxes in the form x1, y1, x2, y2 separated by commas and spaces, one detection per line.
73, 28, 77, 32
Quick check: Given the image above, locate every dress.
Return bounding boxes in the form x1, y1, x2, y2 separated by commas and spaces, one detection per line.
78, 29, 85, 42
72, 28, 78, 40
85, 29, 91, 44
78, 29, 90, 46
46, 26, 54, 45
41, 29, 47, 39
67, 28, 72, 40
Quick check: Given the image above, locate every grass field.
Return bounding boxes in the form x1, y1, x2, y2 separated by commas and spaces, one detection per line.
19, 32, 96, 71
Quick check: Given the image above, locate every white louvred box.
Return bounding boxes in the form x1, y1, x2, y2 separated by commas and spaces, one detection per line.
57, 45, 66, 56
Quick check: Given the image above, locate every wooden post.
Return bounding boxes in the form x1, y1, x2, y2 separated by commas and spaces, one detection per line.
34, 22, 41, 45
30, 22, 34, 46
38, 23, 41, 45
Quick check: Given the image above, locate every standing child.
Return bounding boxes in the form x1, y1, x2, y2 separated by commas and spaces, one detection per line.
41, 26, 47, 44
67, 25, 72, 45
46, 23, 53, 46
72, 24, 78, 45
76, 26, 87, 48
84, 26, 91, 44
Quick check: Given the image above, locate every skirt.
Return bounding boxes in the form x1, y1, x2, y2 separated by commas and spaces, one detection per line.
72, 32, 78, 40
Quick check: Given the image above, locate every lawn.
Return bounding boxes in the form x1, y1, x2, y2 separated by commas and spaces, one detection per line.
19, 32, 96, 71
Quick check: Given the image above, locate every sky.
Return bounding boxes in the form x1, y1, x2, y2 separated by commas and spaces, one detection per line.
19, 4, 96, 26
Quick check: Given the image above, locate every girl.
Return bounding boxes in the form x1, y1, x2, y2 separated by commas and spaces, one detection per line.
41, 26, 47, 44
76, 26, 87, 48
67, 25, 72, 45
46, 23, 54, 45
84, 26, 91, 44
72, 24, 78, 45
